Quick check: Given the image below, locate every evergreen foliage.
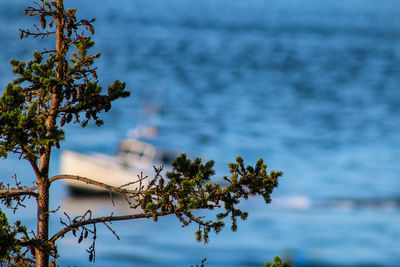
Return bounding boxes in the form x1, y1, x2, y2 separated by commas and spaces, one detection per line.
0, 208, 42, 266
0, 1, 283, 266
265, 256, 291, 267
140, 154, 282, 243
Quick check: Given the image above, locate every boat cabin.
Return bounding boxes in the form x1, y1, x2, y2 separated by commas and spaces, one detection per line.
118, 139, 178, 169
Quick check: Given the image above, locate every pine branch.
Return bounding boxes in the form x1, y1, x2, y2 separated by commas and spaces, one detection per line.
49, 211, 174, 242
49, 174, 144, 195
0, 176, 38, 199
0, 188, 38, 198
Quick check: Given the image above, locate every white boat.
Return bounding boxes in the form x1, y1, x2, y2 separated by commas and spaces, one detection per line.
60, 137, 178, 195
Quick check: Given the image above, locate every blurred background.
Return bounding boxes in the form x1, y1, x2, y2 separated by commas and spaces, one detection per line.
1, 0, 400, 266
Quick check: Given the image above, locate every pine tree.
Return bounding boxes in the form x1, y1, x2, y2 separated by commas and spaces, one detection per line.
0, 1, 283, 266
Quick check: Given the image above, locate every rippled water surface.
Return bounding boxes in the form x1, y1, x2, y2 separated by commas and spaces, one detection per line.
1, 0, 400, 266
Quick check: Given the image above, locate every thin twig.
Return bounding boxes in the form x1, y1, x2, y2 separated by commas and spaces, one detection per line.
102, 222, 120, 240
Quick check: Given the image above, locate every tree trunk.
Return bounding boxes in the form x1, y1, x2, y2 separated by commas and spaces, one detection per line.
35, 177, 50, 267
35, 1, 65, 266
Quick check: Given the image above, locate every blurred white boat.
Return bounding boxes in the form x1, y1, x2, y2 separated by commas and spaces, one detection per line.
60, 135, 178, 195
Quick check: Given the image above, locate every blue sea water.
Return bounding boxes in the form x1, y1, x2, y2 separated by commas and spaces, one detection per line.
1, 0, 400, 266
